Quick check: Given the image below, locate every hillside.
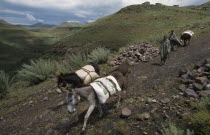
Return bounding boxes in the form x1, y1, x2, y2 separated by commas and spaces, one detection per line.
53, 4, 210, 51
59, 21, 80, 27
2, 3, 210, 72
0, 20, 59, 72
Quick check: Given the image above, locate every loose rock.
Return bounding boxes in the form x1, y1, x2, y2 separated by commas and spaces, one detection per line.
121, 108, 132, 118
137, 113, 150, 120
185, 89, 198, 98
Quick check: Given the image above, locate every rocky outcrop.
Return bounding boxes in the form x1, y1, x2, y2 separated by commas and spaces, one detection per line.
178, 59, 210, 97
110, 43, 159, 66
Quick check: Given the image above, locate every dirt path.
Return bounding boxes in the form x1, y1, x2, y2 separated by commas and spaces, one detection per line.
0, 33, 210, 135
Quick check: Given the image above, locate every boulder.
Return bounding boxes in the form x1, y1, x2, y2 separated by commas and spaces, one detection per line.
192, 83, 204, 91
184, 89, 198, 98
195, 76, 208, 84
198, 90, 210, 97
179, 69, 188, 77
204, 84, 210, 90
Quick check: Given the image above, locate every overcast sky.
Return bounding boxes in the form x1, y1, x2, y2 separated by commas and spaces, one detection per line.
0, 0, 209, 25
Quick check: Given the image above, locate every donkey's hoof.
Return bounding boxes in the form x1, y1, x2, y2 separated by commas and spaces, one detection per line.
82, 127, 85, 131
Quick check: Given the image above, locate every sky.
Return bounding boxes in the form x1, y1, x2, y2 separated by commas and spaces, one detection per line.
0, 0, 209, 25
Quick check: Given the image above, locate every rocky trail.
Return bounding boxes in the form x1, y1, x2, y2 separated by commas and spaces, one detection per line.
1, 33, 210, 135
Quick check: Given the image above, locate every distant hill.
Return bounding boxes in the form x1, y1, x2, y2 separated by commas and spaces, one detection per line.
22, 23, 56, 28
0, 20, 59, 72
0, 19, 10, 26
59, 21, 80, 26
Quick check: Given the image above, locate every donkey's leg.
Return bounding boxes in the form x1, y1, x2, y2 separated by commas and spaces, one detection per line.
98, 103, 103, 118
82, 101, 96, 131
117, 93, 122, 109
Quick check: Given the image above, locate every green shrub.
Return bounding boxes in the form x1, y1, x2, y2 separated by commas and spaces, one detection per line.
190, 96, 210, 135
0, 71, 15, 98
162, 121, 194, 135
55, 60, 72, 74
66, 52, 89, 69
88, 47, 110, 64
17, 59, 56, 84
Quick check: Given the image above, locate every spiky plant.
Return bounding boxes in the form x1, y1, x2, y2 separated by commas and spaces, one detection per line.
17, 59, 56, 84
67, 52, 89, 69
55, 60, 72, 74
0, 71, 15, 98
88, 47, 110, 64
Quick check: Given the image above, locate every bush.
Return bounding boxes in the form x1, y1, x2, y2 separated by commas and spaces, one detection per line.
162, 121, 194, 135
17, 59, 56, 84
55, 60, 72, 74
0, 71, 15, 98
66, 52, 89, 69
88, 47, 110, 64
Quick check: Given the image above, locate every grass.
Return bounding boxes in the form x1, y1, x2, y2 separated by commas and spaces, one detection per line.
189, 96, 210, 135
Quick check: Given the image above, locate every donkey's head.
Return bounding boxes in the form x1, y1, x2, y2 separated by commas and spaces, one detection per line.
57, 73, 67, 91
66, 89, 79, 113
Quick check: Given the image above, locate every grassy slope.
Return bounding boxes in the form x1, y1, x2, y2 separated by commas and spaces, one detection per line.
55, 4, 210, 51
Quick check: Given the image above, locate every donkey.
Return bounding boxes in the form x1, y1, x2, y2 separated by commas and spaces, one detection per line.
160, 36, 171, 65
180, 30, 194, 46
66, 59, 132, 131
57, 63, 100, 91
169, 30, 182, 51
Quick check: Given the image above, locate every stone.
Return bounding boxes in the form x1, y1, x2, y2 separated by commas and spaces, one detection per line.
179, 69, 188, 77
56, 89, 62, 94
160, 98, 170, 104
178, 84, 187, 91
204, 58, 210, 64
121, 108, 132, 118
181, 74, 189, 79
109, 61, 116, 66
184, 89, 198, 98
198, 90, 210, 97
29, 101, 33, 106
195, 77, 208, 84
143, 132, 148, 135
192, 83, 204, 91
151, 99, 157, 103
180, 78, 194, 84
204, 84, 210, 90
187, 71, 195, 80
137, 113, 150, 120
44, 97, 48, 101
